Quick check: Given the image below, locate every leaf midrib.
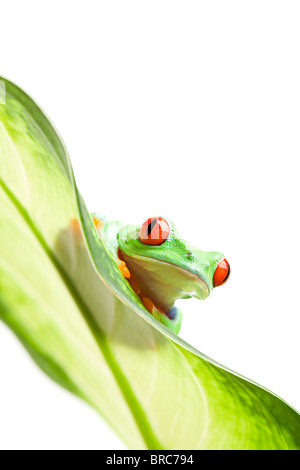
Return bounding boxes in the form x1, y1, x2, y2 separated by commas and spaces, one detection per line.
0, 175, 162, 450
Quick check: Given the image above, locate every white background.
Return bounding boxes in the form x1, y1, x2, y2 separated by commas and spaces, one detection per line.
0, 1, 299, 450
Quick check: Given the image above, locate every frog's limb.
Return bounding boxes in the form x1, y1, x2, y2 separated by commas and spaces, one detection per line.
91, 212, 107, 224
115, 248, 130, 278
151, 306, 183, 335
92, 212, 107, 232
140, 296, 182, 334
128, 272, 141, 295
116, 259, 131, 278
93, 217, 104, 231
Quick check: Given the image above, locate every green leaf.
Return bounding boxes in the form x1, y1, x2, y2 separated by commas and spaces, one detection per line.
0, 77, 299, 450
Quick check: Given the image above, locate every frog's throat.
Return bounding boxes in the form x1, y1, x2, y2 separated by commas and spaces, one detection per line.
119, 250, 210, 314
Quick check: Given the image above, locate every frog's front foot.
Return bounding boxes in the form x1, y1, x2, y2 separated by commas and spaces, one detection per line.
154, 306, 183, 335
167, 306, 180, 321
167, 306, 183, 333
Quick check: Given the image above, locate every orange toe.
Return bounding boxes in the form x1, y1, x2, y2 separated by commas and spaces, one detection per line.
117, 260, 131, 278
93, 218, 104, 231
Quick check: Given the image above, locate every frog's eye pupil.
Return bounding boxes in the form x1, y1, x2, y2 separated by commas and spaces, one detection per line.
139, 217, 170, 246
147, 219, 157, 236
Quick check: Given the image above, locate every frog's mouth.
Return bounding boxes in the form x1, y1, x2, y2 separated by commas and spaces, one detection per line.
120, 251, 209, 315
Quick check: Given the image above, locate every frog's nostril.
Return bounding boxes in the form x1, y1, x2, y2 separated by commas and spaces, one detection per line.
213, 259, 230, 287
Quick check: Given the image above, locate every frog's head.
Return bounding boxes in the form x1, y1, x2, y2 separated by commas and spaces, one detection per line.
117, 216, 230, 315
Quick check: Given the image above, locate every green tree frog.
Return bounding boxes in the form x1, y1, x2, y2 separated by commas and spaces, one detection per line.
93, 215, 230, 334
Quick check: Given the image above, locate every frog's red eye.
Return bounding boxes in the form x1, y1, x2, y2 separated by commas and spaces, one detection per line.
139, 217, 170, 246
213, 259, 230, 287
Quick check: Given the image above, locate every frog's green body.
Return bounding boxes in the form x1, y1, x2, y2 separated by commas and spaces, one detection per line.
93, 214, 230, 334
